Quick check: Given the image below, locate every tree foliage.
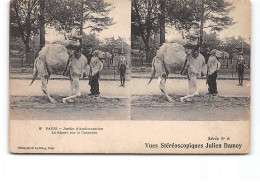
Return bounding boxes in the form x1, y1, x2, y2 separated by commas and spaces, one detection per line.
10, 0, 41, 63
82, 33, 100, 48
10, 0, 115, 64
132, 0, 159, 48
220, 36, 250, 54
132, 0, 161, 62
45, 0, 114, 33
132, 0, 235, 58
167, 0, 234, 31
202, 32, 221, 50
10, 0, 40, 48
166, 0, 235, 45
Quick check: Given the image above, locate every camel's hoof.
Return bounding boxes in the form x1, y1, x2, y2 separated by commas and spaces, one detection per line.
186, 98, 192, 102
50, 98, 57, 104
62, 98, 67, 104
67, 99, 75, 103
194, 92, 199, 96
166, 97, 174, 103
180, 97, 185, 102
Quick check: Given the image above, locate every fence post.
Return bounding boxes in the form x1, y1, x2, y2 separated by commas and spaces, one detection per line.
114, 66, 116, 79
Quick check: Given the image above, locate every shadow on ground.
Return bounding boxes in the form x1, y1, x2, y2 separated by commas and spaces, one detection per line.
10, 95, 130, 120
10, 95, 129, 109
131, 94, 250, 121
131, 94, 250, 108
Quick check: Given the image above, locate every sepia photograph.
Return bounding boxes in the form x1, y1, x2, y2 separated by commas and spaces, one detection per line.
131, 0, 250, 121
9, 0, 131, 120
8, 0, 251, 154
3, 0, 260, 181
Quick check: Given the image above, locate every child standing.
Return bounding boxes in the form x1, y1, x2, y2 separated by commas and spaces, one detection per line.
207, 51, 222, 96
236, 52, 246, 86
89, 52, 103, 97
118, 54, 127, 87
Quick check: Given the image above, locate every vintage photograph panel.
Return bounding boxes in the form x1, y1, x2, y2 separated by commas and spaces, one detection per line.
130, 0, 250, 121
9, 0, 131, 120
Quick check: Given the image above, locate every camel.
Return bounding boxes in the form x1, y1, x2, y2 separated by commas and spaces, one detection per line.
29, 44, 105, 103
104, 52, 112, 67
148, 43, 207, 102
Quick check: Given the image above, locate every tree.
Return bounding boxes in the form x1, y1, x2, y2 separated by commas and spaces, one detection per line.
103, 36, 130, 54
202, 32, 221, 50
10, 0, 40, 63
45, 0, 114, 34
199, 0, 235, 46
39, 0, 45, 49
166, 0, 235, 46
220, 36, 250, 54
159, 0, 165, 44
132, 0, 235, 65
82, 33, 100, 49
132, 0, 160, 62
217, 36, 250, 66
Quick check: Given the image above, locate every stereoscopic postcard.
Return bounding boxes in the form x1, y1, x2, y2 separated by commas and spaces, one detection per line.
9, 0, 250, 154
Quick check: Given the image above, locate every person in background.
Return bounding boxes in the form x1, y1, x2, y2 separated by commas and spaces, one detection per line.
86, 48, 93, 65
207, 51, 222, 96
111, 49, 115, 65
89, 51, 103, 97
201, 46, 211, 64
118, 53, 127, 87
236, 52, 246, 86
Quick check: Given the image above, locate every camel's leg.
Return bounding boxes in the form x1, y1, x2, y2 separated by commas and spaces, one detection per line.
180, 93, 196, 102
41, 76, 57, 103
180, 75, 199, 102
36, 58, 56, 103
158, 74, 173, 102
62, 74, 81, 103
65, 78, 75, 103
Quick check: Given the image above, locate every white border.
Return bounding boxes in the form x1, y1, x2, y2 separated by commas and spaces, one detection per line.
1, 0, 260, 184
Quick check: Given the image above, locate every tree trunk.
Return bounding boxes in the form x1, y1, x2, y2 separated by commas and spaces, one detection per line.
145, 44, 152, 64
25, 43, 31, 65
80, 0, 84, 47
159, 0, 165, 45
39, 0, 46, 50
199, 0, 205, 47
226, 60, 229, 68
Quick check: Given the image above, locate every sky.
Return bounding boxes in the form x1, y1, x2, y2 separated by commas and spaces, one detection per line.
95, 0, 131, 44
219, 0, 251, 42
166, 0, 251, 43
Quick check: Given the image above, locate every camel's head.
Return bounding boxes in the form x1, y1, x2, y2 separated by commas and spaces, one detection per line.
215, 51, 223, 60
93, 50, 106, 62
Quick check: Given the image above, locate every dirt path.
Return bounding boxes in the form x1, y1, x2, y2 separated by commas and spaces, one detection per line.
131, 94, 250, 121
10, 95, 130, 120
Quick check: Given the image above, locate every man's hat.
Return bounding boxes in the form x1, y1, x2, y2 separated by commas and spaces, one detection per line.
210, 49, 218, 55
74, 21, 81, 26
191, 21, 200, 26
215, 51, 223, 58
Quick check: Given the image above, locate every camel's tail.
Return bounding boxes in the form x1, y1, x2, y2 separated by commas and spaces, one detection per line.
29, 45, 49, 86
148, 58, 156, 85
29, 59, 38, 86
